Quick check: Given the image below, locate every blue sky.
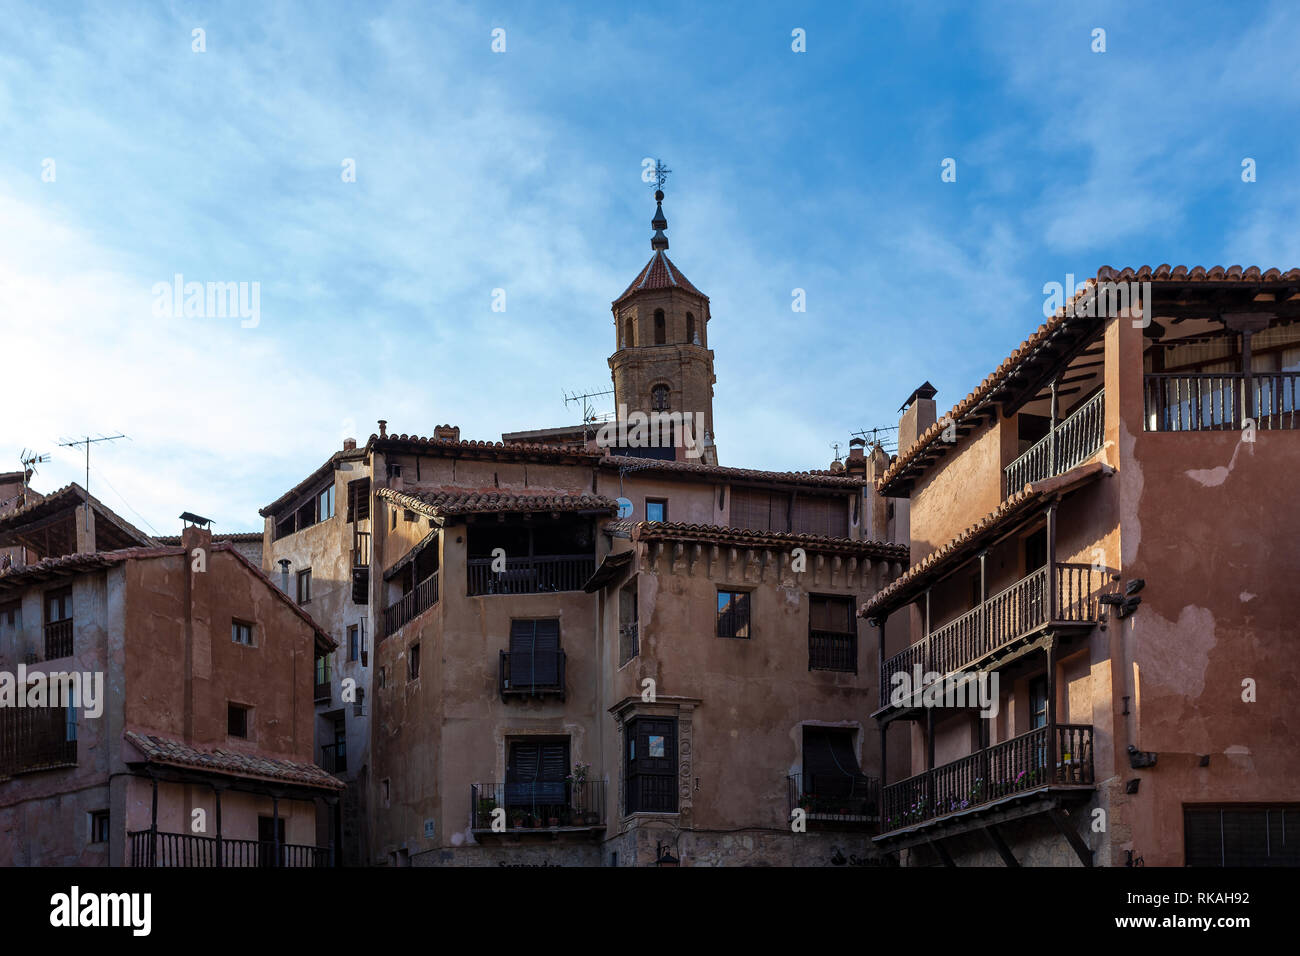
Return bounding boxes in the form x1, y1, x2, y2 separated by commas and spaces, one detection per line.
3, 1, 1298, 534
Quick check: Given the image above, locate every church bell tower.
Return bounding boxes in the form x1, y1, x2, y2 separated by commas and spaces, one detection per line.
608, 170, 718, 464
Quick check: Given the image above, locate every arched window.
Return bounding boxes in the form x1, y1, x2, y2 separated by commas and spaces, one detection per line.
686, 312, 696, 345
623, 316, 633, 348
651, 384, 670, 411
654, 309, 666, 345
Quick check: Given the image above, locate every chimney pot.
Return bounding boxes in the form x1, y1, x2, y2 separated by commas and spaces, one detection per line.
378, 420, 388, 439
343, 438, 357, 451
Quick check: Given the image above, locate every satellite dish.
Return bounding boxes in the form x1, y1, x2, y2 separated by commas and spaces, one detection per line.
616, 497, 634, 519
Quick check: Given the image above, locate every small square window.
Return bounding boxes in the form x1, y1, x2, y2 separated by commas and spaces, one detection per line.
89, 809, 110, 844
408, 643, 421, 681
646, 499, 667, 523
232, 620, 254, 646
228, 703, 250, 738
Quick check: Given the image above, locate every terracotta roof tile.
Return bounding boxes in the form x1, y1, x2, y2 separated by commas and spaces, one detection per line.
631, 520, 909, 561
613, 251, 708, 307
124, 731, 344, 790
378, 487, 618, 518
0, 483, 157, 548
602, 455, 869, 488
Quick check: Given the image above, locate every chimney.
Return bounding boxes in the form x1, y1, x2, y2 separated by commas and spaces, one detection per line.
378, 420, 388, 439
278, 558, 291, 593
180, 524, 212, 554
844, 437, 867, 477
433, 424, 461, 443
343, 438, 357, 452
898, 381, 938, 452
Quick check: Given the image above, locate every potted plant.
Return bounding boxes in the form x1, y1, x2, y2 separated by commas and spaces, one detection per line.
548, 814, 560, 828
509, 809, 525, 830
476, 797, 497, 826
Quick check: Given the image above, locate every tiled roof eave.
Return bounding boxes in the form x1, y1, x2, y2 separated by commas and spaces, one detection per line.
630, 521, 909, 561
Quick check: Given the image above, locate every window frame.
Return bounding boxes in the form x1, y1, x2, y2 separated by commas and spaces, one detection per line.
227, 702, 250, 739
645, 498, 668, 524
231, 619, 255, 646
297, 568, 312, 604
716, 588, 752, 640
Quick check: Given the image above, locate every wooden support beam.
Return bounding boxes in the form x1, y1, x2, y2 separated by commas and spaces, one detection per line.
1048, 807, 1094, 867
983, 823, 1019, 866
928, 837, 955, 867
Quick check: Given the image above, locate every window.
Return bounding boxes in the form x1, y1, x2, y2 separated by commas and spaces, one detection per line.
505, 739, 570, 815
653, 309, 666, 345
46, 587, 72, 623
228, 703, 249, 738
717, 589, 751, 639
0, 599, 20, 628
346, 478, 371, 522
297, 569, 312, 604
408, 643, 421, 680
391, 508, 397, 530
318, 483, 335, 521
348, 624, 359, 662
686, 312, 696, 344
1029, 677, 1048, 730
623, 316, 634, 348
505, 619, 562, 691
808, 595, 856, 672
645, 499, 667, 523
1185, 806, 1300, 866
232, 620, 254, 646
404, 509, 415, 522
1025, 528, 1047, 573
619, 582, 639, 666
89, 809, 110, 844
387, 463, 402, 479
625, 717, 677, 813
651, 384, 670, 411
800, 727, 871, 814
315, 653, 333, 688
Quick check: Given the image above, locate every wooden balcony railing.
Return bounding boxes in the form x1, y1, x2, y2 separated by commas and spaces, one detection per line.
1144, 371, 1299, 432
467, 554, 595, 596
880, 564, 1107, 710
0, 706, 77, 778
1005, 389, 1105, 494
788, 771, 878, 825
128, 830, 331, 867
499, 648, 566, 700
880, 724, 1094, 832
470, 780, 606, 830
43, 619, 73, 660
381, 571, 439, 638
320, 743, 346, 774
808, 629, 857, 673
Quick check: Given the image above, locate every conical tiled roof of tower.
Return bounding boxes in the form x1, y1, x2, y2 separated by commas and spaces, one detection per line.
612, 188, 708, 307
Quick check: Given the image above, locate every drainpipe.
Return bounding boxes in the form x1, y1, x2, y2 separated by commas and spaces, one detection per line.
1049, 379, 1059, 475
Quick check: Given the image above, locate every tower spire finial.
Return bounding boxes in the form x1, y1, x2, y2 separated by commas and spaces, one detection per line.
649, 159, 671, 251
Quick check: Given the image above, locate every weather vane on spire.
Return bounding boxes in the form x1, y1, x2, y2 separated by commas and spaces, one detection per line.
649, 158, 671, 192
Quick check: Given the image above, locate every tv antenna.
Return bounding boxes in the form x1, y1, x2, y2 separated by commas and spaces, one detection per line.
830, 441, 842, 461
851, 425, 899, 454
563, 388, 615, 440
19, 449, 50, 489
57, 433, 127, 510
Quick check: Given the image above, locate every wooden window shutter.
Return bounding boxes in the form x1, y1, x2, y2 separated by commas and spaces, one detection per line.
347, 478, 371, 523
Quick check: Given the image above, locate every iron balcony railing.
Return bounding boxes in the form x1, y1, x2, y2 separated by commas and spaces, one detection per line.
879, 563, 1108, 710
808, 629, 857, 673
499, 648, 566, 700
44, 619, 73, 660
788, 771, 878, 825
1144, 371, 1299, 432
1005, 389, 1106, 495
381, 571, 439, 637
0, 707, 77, 778
880, 724, 1094, 832
470, 780, 606, 830
320, 742, 346, 774
467, 554, 596, 596
128, 830, 332, 867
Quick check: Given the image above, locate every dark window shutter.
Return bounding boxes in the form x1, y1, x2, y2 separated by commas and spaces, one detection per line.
347, 478, 371, 523
509, 619, 560, 687
802, 727, 862, 799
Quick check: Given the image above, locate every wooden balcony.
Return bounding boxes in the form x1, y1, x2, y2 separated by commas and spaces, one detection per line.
43, 618, 73, 660
808, 629, 857, 673
467, 554, 595, 596
381, 571, 439, 638
879, 564, 1106, 711
1144, 371, 1299, 431
0, 706, 77, 778
1005, 389, 1105, 495
128, 829, 331, 867
470, 780, 606, 832
879, 724, 1094, 835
